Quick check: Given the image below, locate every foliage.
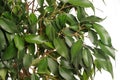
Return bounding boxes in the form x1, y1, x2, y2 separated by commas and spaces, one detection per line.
0, 0, 115, 80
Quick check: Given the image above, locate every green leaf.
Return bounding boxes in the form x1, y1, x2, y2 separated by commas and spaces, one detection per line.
31, 74, 39, 80
94, 48, 109, 60
66, 14, 78, 25
0, 18, 18, 33
88, 30, 98, 45
23, 54, 32, 68
38, 57, 49, 74
45, 23, 56, 41
95, 59, 113, 78
44, 42, 54, 49
0, 69, 7, 80
59, 66, 75, 80
77, 7, 86, 21
98, 41, 115, 59
93, 23, 111, 46
45, 6, 54, 13
29, 13, 37, 33
2, 42, 17, 60
81, 16, 103, 23
68, 0, 94, 10
0, 29, 6, 51
47, 57, 59, 74
82, 48, 93, 67
46, 0, 55, 5
14, 34, 24, 51
65, 36, 74, 47
63, 28, 74, 36
37, 0, 44, 6
69, 25, 79, 31
24, 34, 45, 44
29, 13, 37, 25
54, 38, 69, 59
71, 39, 83, 62
28, 44, 35, 55
61, 58, 72, 69
57, 13, 67, 27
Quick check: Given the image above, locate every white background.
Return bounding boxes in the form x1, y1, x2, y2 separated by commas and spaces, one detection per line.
92, 0, 120, 80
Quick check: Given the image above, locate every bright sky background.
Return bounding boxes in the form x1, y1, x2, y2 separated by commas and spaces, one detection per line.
92, 0, 120, 80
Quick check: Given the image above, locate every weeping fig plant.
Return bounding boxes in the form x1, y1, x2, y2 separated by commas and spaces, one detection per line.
0, 0, 115, 80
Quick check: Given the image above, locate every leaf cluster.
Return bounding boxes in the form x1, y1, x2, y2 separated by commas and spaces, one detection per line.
0, 0, 115, 80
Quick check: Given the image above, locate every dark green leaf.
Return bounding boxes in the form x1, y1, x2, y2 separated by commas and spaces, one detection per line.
0, 69, 7, 80
28, 44, 35, 55
88, 30, 98, 45
14, 34, 24, 51
63, 28, 74, 36
95, 59, 113, 78
66, 14, 78, 25
77, 7, 86, 21
38, 57, 49, 74
81, 16, 103, 23
29, 13, 37, 25
24, 34, 45, 44
71, 39, 83, 62
59, 66, 75, 80
44, 42, 54, 49
37, 0, 44, 6
45, 23, 56, 41
23, 54, 32, 68
68, 0, 94, 10
61, 58, 72, 69
98, 41, 115, 59
54, 38, 69, 59
82, 48, 93, 67
0, 29, 6, 51
69, 25, 79, 31
93, 23, 111, 46
57, 13, 67, 27
5, 32, 15, 43
94, 48, 109, 60
65, 36, 74, 47
2, 42, 17, 60
46, 0, 55, 5
31, 74, 39, 80
48, 57, 59, 74
0, 18, 18, 33
45, 6, 54, 13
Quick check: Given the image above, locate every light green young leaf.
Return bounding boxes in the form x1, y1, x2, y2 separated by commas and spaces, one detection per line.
93, 23, 112, 46
59, 66, 75, 80
54, 38, 69, 59
0, 69, 7, 80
